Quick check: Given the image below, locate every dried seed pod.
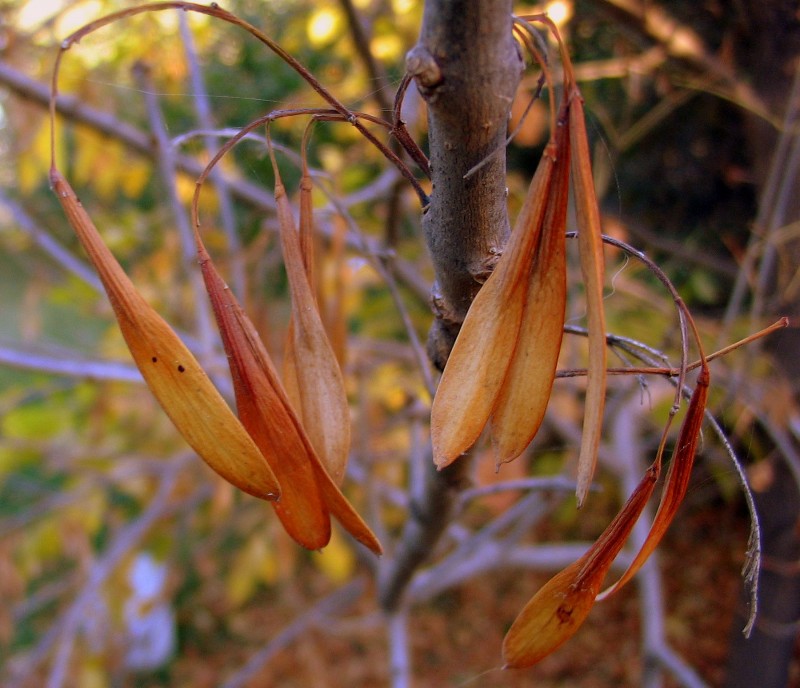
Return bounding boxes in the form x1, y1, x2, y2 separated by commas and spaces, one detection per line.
568, 89, 609, 508
597, 363, 710, 600
193, 203, 381, 555
490, 113, 570, 466
273, 150, 351, 486
195, 239, 331, 550
50, 168, 280, 502
502, 465, 657, 668
431, 141, 557, 469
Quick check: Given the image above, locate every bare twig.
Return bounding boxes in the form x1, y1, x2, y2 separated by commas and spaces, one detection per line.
559, 318, 789, 380
0, 190, 102, 290
0, 344, 141, 383
134, 61, 217, 361
458, 476, 583, 504
750, 65, 800, 325
716, 56, 800, 440
387, 610, 411, 688
652, 645, 709, 688
612, 397, 669, 688
178, 13, 245, 298
391, 73, 431, 178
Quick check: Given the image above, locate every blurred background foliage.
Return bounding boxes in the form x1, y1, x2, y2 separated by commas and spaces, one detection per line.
0, 0, 798, 686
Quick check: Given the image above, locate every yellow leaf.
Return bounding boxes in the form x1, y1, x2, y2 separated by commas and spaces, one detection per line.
77, 661, 109, 688
94, 137, 125, 201
120, 156, 152, 198
227, 534, 279, 607
29, 517, 63, 563
18, 118, 60, 194
65, 491, 106, 537
73, 124, 102, 190
18, 153, 42, 196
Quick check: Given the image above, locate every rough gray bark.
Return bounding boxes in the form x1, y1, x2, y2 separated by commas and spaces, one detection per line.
410, 0, 523, 369
377, 0, 522, 612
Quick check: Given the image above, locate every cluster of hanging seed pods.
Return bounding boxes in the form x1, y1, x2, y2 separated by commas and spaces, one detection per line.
48, 3, 725, 669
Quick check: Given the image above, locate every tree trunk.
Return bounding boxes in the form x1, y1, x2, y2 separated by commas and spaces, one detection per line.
726, 2, 800, 685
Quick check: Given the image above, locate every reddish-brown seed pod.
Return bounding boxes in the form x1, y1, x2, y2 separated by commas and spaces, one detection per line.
597, 363, 710, 600
568, 88, 609, 508
502, 466, 657, 668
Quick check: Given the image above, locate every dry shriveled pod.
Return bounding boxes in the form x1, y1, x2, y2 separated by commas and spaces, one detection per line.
282, 146, 318, 415
490, 106, 570, 466
194, 239, 331, 550
502, 361, 710, 667
432, 101, 575, 471
191, 148, 381, 555
598, 362, 710, 599
568, 87, 609, 508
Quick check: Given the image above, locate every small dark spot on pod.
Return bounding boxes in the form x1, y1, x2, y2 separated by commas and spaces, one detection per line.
177, 365, 185, 373
556, 605, 573, 624
151, 357, 158, 363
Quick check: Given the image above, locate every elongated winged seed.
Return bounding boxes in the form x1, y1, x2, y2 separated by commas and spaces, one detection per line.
50, 168, 281, 501
274, 166, 350, 486
431, 145, 557, 468
503, 466, 657, 667
490, 114, 570, 466
568, 91, 609, 508
597, 363, 709, 600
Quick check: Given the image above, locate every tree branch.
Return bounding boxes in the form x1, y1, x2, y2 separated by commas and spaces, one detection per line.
377, 0, 522, 613
0, 61, 278, 211
337, 0, 393, 116
413, 0, 522, 367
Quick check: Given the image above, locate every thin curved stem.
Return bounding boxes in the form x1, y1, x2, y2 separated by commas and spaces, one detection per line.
49, 2, 427, 204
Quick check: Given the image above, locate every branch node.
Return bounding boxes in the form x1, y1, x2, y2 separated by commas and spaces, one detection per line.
471, 247, 503, 284
406, 45, 443, 93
